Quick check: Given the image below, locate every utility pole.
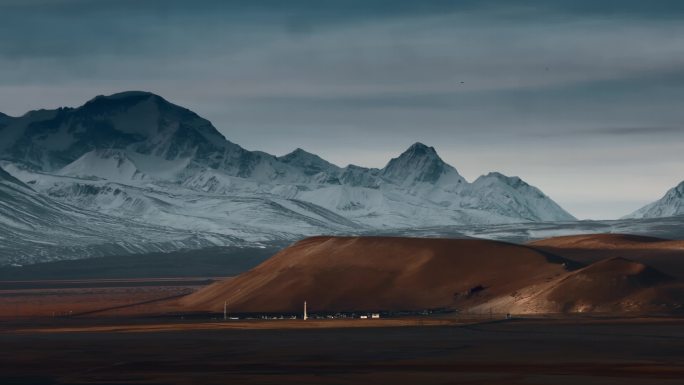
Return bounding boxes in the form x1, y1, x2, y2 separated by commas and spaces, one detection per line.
303, 300, 308, 321
224, 300, 227, 321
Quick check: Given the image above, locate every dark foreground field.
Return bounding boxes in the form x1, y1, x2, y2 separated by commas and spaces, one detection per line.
1, 317, 683, 385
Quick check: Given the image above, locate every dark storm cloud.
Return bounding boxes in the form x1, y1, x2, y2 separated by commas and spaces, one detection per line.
3, 0, 684, 61
1, 0, 684, 219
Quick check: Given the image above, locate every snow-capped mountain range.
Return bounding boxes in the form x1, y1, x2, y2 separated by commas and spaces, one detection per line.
0, 91, 576, 264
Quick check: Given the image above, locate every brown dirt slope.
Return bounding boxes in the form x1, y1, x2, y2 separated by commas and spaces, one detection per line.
529, 233, 684, 279
179, 236, 574, 313
474, 256, 683, 314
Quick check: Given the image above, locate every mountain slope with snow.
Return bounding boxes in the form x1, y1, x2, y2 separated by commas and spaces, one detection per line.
0, 165, 251, 265
381, 142, 465, 188
462, 172, 573, 222
625, 181, 684, 219
58, 149, 148, 182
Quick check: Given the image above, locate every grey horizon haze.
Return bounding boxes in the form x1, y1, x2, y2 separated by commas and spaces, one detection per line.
2, 0, 684, 220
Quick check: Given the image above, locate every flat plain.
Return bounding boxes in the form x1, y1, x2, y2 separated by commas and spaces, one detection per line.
1, 317, 683, 385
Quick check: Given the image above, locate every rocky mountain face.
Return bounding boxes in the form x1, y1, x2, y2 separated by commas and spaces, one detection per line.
0, 91, 576, 264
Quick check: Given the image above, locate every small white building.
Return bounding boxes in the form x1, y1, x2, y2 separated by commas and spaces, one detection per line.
359, 315, 368, 319
371, 313, 380, 319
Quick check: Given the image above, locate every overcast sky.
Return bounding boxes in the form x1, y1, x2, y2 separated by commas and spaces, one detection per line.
1, 0, 683, 220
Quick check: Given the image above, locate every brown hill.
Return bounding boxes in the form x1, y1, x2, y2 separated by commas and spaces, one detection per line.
178, 236, 574, 313
529, 233, 684, 279
474, 257, 681, 314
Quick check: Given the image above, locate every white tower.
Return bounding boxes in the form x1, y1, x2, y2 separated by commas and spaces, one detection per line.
303, 300, 308, 321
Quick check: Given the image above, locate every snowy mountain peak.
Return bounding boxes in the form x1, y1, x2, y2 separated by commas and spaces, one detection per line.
406, 142, 436, 154
79, 90, 229, 142
284, 148, 319, 159
476, 172, 526, 188
465, 171, 575, 221
279, 148, 340, 176
396, 142, 442, 163
0, 90, 239, 171
625, 180, 684, 219
381, 142, 464, 187
83, 91, 182, 110
339, 164, 381, 188
81, 91, 164, 118
94, 90, 158, 100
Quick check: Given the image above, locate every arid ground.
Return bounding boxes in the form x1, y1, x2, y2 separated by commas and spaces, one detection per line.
0, 277, 218, 317
1, 317, 684, 385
